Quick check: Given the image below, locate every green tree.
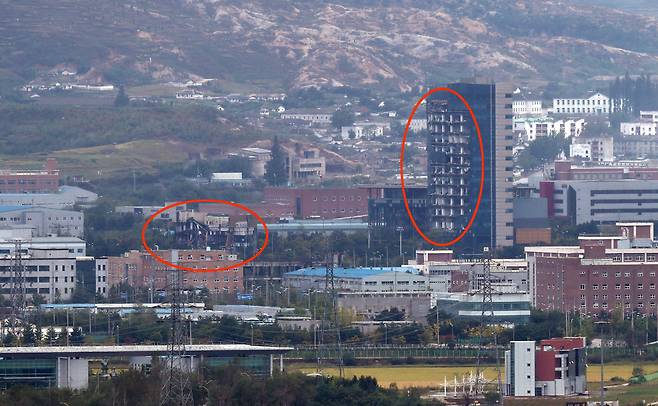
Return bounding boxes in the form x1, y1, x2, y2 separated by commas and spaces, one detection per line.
45, 327, 57, 346
264, 136, 288, 186
22, 327, 37, 346
70, 327, 85, 345
331, 108, 355, 129
113, 85, 130, 107
3, 332, 17, 346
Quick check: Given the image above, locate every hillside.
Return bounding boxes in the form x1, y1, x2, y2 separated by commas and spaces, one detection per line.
1, 0, 658, 92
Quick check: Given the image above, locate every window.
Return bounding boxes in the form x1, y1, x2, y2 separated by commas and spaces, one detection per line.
580, 284, 586, 290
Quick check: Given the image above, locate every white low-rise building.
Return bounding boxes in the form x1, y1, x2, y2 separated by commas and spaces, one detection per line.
519, 117, 585, 141
553, 92, 610, 115
513, 99, 543, 116
620, 121, 658, 136
570, 137, 614, 162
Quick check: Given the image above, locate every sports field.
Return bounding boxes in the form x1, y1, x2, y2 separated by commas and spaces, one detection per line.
293, 362, 658, 389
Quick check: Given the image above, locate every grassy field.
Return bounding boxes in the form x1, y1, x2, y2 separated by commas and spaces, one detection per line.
605, 379, 658, 405
292, 362, 658, 389
0, 139, 204, 179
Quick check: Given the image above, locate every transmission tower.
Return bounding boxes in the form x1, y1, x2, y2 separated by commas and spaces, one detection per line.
9, 239, 27, 334
473, 247, 498, 398
325, 253, 344, 378
160, 257, 193, 406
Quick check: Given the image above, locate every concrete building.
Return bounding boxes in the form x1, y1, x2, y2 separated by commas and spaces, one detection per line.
437, 290, 531, 324
505, 341, 536, 397
0, 345, 291, 389
553, 92, 610, 115
367, 185, 427, 236
526, 222, 658, 316
0, 158, 59, 194
426, 81, 514, 251
505, 337, 587, 397
520, 117, 585, 142
234, 147, 271, 178
280, 109, 334, 124
0, 185, 98, 209
337, 291, 433, 324
0, 247, 78, 303
620, 121, 657, 136
0, 236, 86, 257
210, 172, 251, 187
341, 121, 389, 140
287, 147, 326, 182
513, 99, 543, 116
615, 137, 658, 158
513, 197, 551, 245
539, 161, 658, 224
570, 137, 614, 163
399, 118, 428, 133
0, 206, 84, 237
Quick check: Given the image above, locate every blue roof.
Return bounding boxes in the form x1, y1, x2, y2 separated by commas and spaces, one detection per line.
285, 267, 417, 278
0, 205, 33, 213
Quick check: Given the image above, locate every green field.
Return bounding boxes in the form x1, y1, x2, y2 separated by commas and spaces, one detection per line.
293, 362, 658, 389
0, 139, 204, 179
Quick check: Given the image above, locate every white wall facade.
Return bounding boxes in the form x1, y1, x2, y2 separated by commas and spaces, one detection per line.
506, 341, 536, 396
620, 121, 657, 136
513, 100, 543, 116
553, 93, 609, 115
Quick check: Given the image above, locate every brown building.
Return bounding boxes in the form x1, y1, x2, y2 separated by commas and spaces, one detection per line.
0, 158, 59, 194
526, 222, 658, 317
107, 249, 244, 296
263, 187, 369, 219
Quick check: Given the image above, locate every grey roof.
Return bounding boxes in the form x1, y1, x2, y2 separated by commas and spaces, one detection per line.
0, 344, 293, 358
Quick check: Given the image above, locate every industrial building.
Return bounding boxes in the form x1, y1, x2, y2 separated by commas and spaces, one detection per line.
0, 206, 84, 237
283, 267, 430, 293
426, 81, 514, 251
337, 291, 433, 324
436, 290, 531, 324
538, 161, 658, 224
505, 338, 587, 397
0, 344, 292, 389
0, 185, 98, 209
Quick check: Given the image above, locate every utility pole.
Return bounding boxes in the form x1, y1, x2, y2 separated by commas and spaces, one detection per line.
436, 300, 440, 346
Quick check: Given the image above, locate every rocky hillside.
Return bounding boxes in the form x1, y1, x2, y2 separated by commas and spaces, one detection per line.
2, 0, 658, 91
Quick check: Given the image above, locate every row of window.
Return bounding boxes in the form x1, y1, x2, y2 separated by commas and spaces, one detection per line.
312, 195, 363, 202
583, 294, 657, 300
581, 283, 656, 290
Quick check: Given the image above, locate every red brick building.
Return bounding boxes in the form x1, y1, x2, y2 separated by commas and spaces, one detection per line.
0, 158, 59, 194
107, 249, 244, 296
263, 187, 369, 219
526, 222, 658, 317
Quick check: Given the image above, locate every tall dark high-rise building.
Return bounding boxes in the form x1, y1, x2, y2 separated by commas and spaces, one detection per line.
426, 81, 514, 251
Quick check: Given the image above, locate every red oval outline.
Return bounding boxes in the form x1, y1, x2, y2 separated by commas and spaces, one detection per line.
400, 87, 485, 247
140, 199, 269, 272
